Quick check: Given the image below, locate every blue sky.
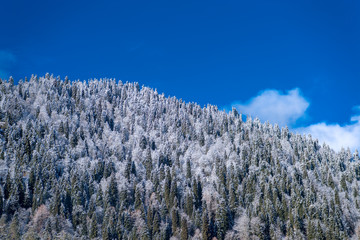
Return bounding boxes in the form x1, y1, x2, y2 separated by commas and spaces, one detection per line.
1, 0, 360, 151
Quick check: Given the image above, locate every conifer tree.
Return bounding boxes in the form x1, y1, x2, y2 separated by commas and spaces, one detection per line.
81, 214, 88, 237
193, 177, 203, 210
107, 175, 119, 208
0, 189, 3, 217
89, 213, 98, 239
51, 187, 61, 216
171, 207, 179, 233
134, 186, 142, 210
180, 217, 188, 240
152, 211, 160, 235
146, 207, 153, 237
202, 209, 211, 240
186, 159, 192, 179
185, 193, 194, 217
216, 199, 229, 240
145, 149, 152, 180
9, 213, 20, 240
4, 172, 11, 200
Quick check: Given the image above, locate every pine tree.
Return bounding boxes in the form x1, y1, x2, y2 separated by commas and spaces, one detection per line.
216, 199, 229, 240
228, 182, 237, 219
193, 177, 202, 210
96, 188, 104, 208
89, 213, 98, 238
81, 214, 88, 237
170, 180, 178, 208
107, 175, 119, 208
45, 219, 53, 239
13, 175, 25, 208
134, 186, 142, 210
4, 172, 11, 200
186, 159, 192, 179
180, 218, 188, 240
186, 193, 194, 217
51, 187, 61, 216
102, 225, 110, 240
328, 174, 335, 189
146, 207, 153, 237
171, 208, 179, 234
202, 209, 211, 240
335, 189, 340, 206
164, 171, 172, 208
306, 218, 315, 240
125, 158, 132, 181
152, 211, 160, 234
9, 213, 20, 240
28, 167, 36, 197
64, 187, 72, 220
145, 149, 152, 180
340, 175, 347, 191
70, 131, 78, 147
0, 189, 3, 216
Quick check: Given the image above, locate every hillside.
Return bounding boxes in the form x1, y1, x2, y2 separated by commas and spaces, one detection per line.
0, 74, 359, 239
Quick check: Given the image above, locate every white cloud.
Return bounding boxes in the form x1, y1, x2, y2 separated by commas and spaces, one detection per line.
297, 115, 360, 152
0, 50, 16, 79
232, 88, 309, 127
229, 88, 360, 152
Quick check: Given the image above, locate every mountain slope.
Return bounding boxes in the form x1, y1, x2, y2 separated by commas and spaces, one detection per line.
0, 74, 359, 239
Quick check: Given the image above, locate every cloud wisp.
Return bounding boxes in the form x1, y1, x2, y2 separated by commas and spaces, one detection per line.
231, 88, 309, 127
229, 88, 360, 152
297, 114, 360, 152
0, 50, 16, 79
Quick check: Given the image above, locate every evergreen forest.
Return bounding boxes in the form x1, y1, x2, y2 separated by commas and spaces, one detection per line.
0, 74, 360, 239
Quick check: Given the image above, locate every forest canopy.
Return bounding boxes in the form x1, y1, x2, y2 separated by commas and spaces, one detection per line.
0, 74, 359, 239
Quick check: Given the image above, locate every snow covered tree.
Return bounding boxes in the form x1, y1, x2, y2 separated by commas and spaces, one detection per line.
107, 175, 119, 208
0, 75, 359, 239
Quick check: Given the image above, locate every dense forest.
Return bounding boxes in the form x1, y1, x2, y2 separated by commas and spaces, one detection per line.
0, 74, 360, 239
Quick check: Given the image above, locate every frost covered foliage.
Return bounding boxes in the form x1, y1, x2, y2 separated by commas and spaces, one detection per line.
0, 75, 360, 239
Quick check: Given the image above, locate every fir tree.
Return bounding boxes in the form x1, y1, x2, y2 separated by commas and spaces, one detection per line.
216, 199, 229, 240
134, 186, 142, 210
51, 187, 61, 216
9, 213, 20, 240
145, 149, 152, 180
107, 175, 119, 208
0, 189, 3, 216
171, 207, 179, 234
202, 209, 211, 240
180, 218, 188, 240
4, 172, 11, 200
152, 211, 160, 235
186, 159, 192, 179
